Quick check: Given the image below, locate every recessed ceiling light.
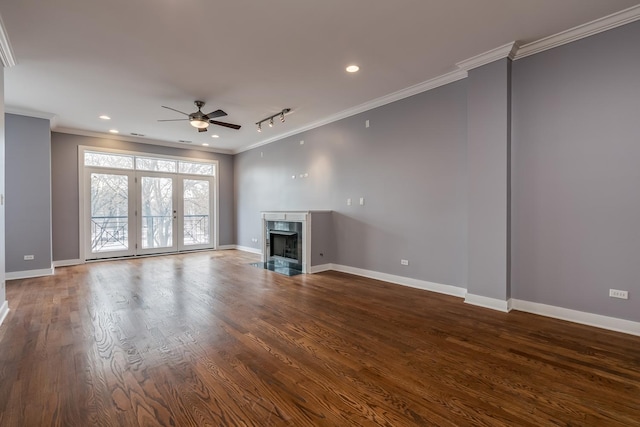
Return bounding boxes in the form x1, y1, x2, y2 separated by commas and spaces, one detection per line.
211, 134, 219, 138
109, 129, 119, 134
202, 143, 209, 146
99, 115, 111, 120
346, 65, 360, 73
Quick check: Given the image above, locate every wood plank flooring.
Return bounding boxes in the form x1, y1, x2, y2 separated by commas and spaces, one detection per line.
0, 250, 639, 426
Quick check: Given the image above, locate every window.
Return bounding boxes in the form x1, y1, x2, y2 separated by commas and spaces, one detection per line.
84, 151, 215, 176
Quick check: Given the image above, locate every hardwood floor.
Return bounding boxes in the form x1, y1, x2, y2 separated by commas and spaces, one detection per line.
0, 250, 638, 426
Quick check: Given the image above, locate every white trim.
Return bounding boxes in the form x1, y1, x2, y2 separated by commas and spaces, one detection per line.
309, 263, 332, 274
52, 259, 82, 267
5, 106, 59, 128
0, 13, 16, 67
464, 293, 512, 312
217, 245, 236, 250
515, 4, 640, 60
331, 264, 466, 298
56, 127, 233, 155
455, 41, 519, 71
512, 299, 640, 337
5, 267, 55, 280
236, 245, 262, 255
0, 301, 9, 327
235, 69, 468, 154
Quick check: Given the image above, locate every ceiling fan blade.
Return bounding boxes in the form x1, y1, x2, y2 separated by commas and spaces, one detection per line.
198, 127, 208, 133
209, 120, 241, 130
161, 105, 190, 116
205, 109, 227, 119
158, 119, 189, 122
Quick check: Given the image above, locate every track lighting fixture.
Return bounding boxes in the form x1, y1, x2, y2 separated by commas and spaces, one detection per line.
256, 108, 291, 132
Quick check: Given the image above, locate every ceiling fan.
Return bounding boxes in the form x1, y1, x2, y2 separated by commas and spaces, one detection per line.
158, 100, 241, 132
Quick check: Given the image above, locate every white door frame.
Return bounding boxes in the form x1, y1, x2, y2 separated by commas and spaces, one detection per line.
78, 146, 219, 262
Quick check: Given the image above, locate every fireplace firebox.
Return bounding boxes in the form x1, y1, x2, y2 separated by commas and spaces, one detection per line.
265, 220, 303, 270
269, 230, 299, 261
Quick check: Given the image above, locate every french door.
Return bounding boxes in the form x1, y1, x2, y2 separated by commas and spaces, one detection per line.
86, 168, 214, 260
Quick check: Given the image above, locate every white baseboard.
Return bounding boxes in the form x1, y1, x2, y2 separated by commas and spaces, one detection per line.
236, 245, 262, 255
217, 245, 236, 250
309, 263, 333, 274
52, 259, 82, 267
512, 299, 640, 337
465, 293, 512, 313
330, 263, 467, 298
5, 267, 55, 280
0, 301, 9, 327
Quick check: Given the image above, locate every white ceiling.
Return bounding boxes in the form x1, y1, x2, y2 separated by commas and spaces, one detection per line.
1, 0, 638, 153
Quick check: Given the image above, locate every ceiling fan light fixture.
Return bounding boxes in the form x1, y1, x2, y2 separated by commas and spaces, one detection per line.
190, 118, 209, 129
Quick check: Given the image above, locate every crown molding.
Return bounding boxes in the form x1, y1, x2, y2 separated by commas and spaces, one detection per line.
0, 13, 17, 67
54, 127, 234, 155
514, 4, 640, 60
455, 41, 519, 71
6, 106, 58, 128
234, 68, 468, 154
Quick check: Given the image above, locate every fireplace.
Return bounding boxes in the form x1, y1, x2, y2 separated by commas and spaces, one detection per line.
259, 211, 332, 275
260, 211, 311, 274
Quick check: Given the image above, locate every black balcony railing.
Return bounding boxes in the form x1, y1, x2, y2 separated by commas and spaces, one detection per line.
91, 216, 128, 252
91, 214, 209, 253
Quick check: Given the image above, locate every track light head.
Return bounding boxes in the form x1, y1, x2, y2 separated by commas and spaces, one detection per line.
280, 112, 285, 123
269, 118, 274, 127
257, 122, 262, 132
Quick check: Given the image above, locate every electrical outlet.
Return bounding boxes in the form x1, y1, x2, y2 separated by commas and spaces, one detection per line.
401, 259, 409, 266
24, 255, 34, 260
609, 289, 628, 299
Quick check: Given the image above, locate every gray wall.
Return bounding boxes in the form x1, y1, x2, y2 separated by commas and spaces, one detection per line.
511, 21, 640, 321
51, 132, 235, 261
466, 59, 511, 300
235, 81, 469, 287
6, 114, 52, 272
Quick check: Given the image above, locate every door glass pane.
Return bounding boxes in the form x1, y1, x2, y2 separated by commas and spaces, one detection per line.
141, 177, 174, 249
136, 157, 177, 172
90, 173, 129, 253
183, 179, 210, 246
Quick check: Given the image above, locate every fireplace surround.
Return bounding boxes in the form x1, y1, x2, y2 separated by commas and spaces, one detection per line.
260, 211, 333, 274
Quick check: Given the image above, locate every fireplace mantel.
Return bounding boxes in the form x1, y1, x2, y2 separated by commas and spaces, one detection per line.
260, 211, 331, 274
